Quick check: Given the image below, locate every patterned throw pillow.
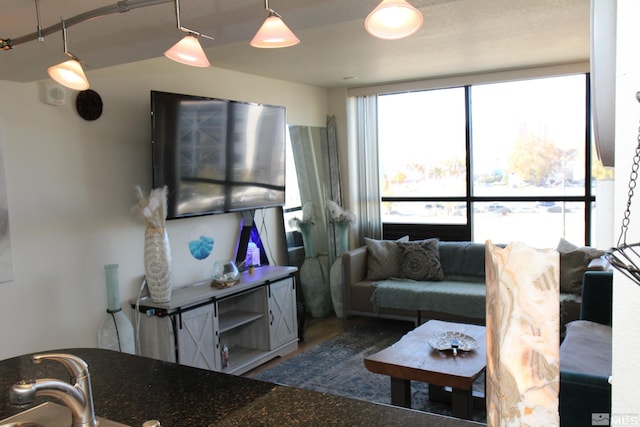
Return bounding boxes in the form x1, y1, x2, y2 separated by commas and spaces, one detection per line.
397, 239, 444, 281
365, 236, 409, 280
557, 238, 605, 295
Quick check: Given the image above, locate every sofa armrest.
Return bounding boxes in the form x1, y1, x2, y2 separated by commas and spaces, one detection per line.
580, 271, 613, 325
342, 246, 368, 312
560, 370, 611, 390
587, 256, 612, 271
560, 370, 611, 427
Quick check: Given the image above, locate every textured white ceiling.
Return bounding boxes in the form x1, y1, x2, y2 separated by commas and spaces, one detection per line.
0, 0, 590, 88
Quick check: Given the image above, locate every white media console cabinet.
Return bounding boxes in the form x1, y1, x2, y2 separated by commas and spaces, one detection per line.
131, 265, 298, 375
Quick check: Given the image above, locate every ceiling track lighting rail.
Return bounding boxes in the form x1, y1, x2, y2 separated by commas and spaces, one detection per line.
2, 0, 423, 54
0, 38, 13, 51
2, 0, 422, 89
4, 0, 173, 49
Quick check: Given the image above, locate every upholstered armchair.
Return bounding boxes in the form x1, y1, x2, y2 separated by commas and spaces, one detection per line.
559, 270, 613, 427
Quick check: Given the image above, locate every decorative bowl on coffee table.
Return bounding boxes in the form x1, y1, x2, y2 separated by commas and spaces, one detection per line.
428, 331, 479, 353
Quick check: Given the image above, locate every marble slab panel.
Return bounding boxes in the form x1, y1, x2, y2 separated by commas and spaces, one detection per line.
485, 241, 560, 426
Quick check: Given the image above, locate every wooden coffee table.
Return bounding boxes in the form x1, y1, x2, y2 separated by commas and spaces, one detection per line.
364, 319, 486, 419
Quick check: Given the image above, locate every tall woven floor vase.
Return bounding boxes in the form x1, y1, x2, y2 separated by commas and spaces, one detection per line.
144, 227, 173, 303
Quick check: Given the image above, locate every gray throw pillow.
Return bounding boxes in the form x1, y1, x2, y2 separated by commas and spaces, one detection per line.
365, 236, 409, 280
557, 238, 605, 295
397, 239, 444, 281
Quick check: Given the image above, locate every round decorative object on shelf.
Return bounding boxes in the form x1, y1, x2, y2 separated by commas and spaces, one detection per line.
76, 89, 103, 121
211, 260, 240, 289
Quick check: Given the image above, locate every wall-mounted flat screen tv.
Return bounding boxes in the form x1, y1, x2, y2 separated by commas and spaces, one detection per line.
151, 90, 286, 219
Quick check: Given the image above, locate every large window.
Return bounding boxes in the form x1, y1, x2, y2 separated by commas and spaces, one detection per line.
378, 74, 608, 247
378, 87, 467, 224
283, 128, 303, 247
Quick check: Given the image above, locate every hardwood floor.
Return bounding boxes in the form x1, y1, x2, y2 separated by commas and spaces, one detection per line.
243, 313, 346, 377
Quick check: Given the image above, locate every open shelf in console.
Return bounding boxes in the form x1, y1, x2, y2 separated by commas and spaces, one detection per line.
220, 345, 265, 374
217, 285, 269, 372
219, 310, 264, 333
217, 286, 266, 332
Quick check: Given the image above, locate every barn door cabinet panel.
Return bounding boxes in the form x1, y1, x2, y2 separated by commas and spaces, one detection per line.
177, 303, 217, 370
268, 276, 298, 349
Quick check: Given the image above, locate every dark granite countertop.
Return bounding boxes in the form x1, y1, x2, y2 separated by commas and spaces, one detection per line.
0, 348, 484, 426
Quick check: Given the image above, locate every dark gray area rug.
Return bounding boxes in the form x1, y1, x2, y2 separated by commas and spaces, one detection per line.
252, 319, 486, 423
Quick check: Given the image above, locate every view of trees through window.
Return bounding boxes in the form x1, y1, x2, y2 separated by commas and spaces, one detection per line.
378, 74, 613, 248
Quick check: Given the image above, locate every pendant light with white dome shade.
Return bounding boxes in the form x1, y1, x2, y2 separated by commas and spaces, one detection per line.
365, 0, 424, 40
47, 19, 90, 91
164, 0, 213, 67
250, 0, 300, 48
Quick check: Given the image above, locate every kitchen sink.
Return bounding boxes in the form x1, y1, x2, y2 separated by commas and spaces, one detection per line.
0, 401, 130, 427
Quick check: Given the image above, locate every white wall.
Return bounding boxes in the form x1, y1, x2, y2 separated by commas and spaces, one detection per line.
612, 0, 640, 415
0, 57, 328, 360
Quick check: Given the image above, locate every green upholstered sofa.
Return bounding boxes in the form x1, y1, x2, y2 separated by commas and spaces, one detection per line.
343, 241, 490, 324
341, 239, 599, 326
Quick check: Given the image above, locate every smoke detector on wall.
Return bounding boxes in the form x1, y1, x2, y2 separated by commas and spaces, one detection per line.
40, 81, 66, 106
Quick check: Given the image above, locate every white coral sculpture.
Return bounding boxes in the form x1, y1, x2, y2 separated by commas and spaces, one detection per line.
288, 201, 316, 231
133, 185, 168, 229
326, 200, 356, 224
